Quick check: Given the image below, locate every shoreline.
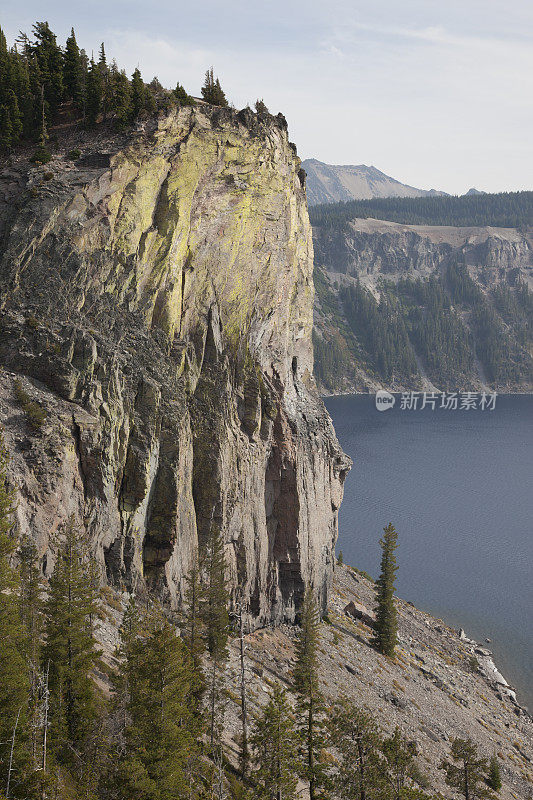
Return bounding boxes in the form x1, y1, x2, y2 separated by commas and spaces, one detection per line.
321, 389, 533, 398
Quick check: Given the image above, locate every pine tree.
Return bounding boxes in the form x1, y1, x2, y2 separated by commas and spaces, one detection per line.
201, 526, 230, 756
440, 738, 493, 800
174, 82, 195, 107
487, 754, 501, 793
85, 57, 102, 125
116, 608, 200, 800
373, 523, 399, 658
0, 26, 10, 107
18, 537, 43, 770
0, 104, 13, 151
7, 91, 23, 143
381, 727, 418, 800
63, 28, 83, 103
30, 22, 63, 116
337, 550, 344, 566
181, 555, 206, 714
42, 517, 100, 760
293, 586, 325, 800
254, 98, 269, 114
109, 66, 132, 128
327, 700, 384, 800
201, 67, 228, 106
130, 68, 145, 119
251, 683, 299, 800
0, 432, 32, 800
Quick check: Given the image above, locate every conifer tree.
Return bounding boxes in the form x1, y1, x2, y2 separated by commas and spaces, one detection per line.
30, 22, 63, 115
327, 700, 384, 800
487, 754, 501, 793
86, 57, 102, 125
251, 682, 299, 800
63, 28, 82, 103
440, 738, 493, 800
116, 608, 200, 800
0, 432, 32, 800
201, 67, 228, 106
201, 526, 230, 756
293, 586, 325, 800
110, 66, 132, 128
174, 82, 195, 107
18, 537, 43, 770
182, 555, 206, 714
42, 517, 100, 760
373, 523, 399, 657
381, 727, 418, 800
0, 105, 13, 151
130, 68, 145, 119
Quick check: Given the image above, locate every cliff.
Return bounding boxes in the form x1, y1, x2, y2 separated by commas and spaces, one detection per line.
0, 106, 350, 625
311, 218, 533, 393
313, 217, 533, 283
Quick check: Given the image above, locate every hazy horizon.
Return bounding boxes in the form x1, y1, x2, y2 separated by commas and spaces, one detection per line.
3, 0, 532, 196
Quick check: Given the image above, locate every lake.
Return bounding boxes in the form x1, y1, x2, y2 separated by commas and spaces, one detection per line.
325, 393, 533, 710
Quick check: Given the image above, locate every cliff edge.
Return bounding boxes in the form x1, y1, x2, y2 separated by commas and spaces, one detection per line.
0, 105, 350, 625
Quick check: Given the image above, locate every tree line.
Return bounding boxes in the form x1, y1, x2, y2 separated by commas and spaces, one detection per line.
315, 265, 533, 389
0, 432, 502, 800
0, 21, 239, 159
309, 192, 533, 231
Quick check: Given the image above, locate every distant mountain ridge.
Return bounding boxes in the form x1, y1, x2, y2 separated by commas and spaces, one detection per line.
302, 158, 446, 205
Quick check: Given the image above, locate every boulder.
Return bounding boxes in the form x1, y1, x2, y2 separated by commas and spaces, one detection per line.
344, 600, 376, 628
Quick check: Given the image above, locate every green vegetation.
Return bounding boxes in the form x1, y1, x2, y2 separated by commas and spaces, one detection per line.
309, 191, 533, 230
0, 21, 237, 153
251, 682, 299, 800
342, 283, 418, 383
201, 67, 228, 107
373, 523, 399, 658
0, 431, 501, 800
293, 586, 326, 800
440, 737, 494, 800
313, 264, 533, 390
487, 754, 502, 793
13, 379, 46, 431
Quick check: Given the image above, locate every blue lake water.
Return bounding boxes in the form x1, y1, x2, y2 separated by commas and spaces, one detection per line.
325, 393, 533, 709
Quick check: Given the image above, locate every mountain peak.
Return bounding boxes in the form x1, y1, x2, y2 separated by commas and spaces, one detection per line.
302, 158, 446, 205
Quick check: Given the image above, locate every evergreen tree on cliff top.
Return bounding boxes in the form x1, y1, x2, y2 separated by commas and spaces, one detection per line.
373, 523, 399, 657
201, 67, 228, 106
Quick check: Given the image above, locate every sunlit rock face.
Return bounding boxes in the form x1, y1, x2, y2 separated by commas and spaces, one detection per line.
0, 105, 350, 626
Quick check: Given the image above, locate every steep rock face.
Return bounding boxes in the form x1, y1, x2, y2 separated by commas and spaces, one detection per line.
0, 106, 350, 625
313, 217, 533, 285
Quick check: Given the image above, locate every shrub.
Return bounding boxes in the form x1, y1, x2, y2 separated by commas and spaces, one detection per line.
29, 145, 51, 165
67, 148, 81, 160
13, 379, 47, 431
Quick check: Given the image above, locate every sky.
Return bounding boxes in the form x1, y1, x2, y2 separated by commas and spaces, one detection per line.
3, 0, 533, 195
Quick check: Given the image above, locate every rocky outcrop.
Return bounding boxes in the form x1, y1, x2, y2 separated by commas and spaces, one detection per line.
0, 106, 350, 626
313, 217, 533, 285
